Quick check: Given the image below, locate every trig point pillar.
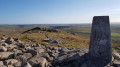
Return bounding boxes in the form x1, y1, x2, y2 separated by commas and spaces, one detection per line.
89, 16, 112, 63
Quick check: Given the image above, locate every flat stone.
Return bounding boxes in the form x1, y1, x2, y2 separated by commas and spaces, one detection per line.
1, 37, 6, 40
112, 52, 120, 60
0, 65, 7, 67
0, 46, 7, 52
15, 53, 32, 62
27, 50, 37, 57
21, 62, 32, 67
29, 56, 47, 67
0, 61, 4, 65
0, 61, 6, 67
37, 53, 50, 58
7, 65, 14, 67
48, 57, 54, 61
37, 49, 44, 53
6, 45, 17, 51
5, 59, 18, 65
0, 52, 14, 60
55, 53, 77, 64
13, 62, 22, 67
13, 49, 22, 53
113, 60, 120, 65
112, 56, 114, 61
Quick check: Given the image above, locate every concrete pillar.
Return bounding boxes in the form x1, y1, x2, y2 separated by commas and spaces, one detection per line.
89, 16, 112, 63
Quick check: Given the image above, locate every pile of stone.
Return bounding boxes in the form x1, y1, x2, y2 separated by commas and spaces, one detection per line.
0, 37, 120, 67
0, 37, 87, 67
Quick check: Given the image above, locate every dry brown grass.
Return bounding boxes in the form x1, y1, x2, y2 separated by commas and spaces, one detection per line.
8, 31, 89, 48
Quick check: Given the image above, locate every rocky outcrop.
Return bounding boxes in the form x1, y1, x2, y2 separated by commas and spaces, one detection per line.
0, 37, 88, 67
22, 27, 59, 34
0, 36, 120, 67
43, 39, 62, 45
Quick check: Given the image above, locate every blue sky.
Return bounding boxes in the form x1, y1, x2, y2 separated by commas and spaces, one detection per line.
0, 0, 120, 24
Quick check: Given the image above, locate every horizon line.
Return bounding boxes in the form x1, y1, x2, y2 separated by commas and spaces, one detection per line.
0, 22, 120, 25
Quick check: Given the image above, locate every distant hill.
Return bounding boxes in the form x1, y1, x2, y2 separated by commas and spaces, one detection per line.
22, 27, 59, 34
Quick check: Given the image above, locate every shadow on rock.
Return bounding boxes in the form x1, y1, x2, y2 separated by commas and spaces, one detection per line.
51, 52, 117, 67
